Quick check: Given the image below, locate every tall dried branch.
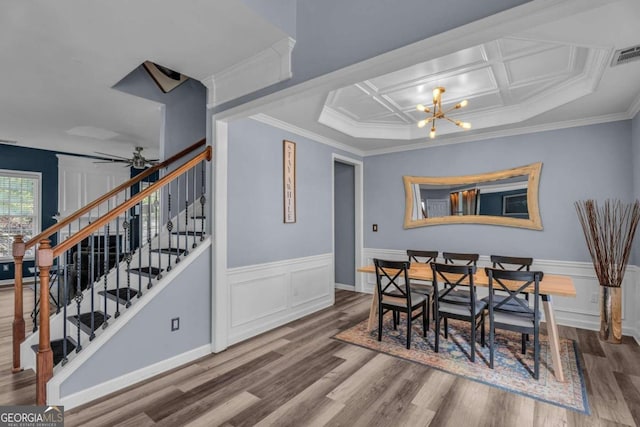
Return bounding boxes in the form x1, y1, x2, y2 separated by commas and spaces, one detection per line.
575, 200, 640, 287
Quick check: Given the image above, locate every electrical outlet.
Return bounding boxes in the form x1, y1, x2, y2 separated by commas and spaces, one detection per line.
590, 293, 598, 304
372, 224, 378, 232
171, 317, 180, 331
2, 264, 8, 272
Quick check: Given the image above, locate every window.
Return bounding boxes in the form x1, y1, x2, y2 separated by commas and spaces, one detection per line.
0, 170, 41, 260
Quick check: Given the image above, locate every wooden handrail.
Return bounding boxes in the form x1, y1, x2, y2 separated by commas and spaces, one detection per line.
53, 146, 211, 257
25, 139, 206, 250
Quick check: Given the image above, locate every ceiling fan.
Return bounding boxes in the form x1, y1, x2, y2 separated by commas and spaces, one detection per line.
94, 146, 159, 169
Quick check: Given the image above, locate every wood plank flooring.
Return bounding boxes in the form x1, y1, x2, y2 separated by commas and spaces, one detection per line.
2, 288, 640, 426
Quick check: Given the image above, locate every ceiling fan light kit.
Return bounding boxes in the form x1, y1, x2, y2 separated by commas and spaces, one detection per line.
416, 87, 471, 139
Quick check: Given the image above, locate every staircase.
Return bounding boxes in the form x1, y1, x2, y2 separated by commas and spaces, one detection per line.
20, 202, 207, 371
10, 140, 212, 404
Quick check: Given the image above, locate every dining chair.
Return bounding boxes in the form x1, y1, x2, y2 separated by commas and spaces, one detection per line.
485, 268, 543, 379
486, 255, 535, 347
431, 262, 485, 362
374, 259, 428, 349
406, 250, 438, 320
443, 252, 479, 266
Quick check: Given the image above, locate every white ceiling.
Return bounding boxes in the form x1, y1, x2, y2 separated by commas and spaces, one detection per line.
261, 0, 640, 155
0, 0, 286, 158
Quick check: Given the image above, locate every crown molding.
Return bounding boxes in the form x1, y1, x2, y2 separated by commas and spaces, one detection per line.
629, 91, 640, 120
363, 112, 630, 157
202, 37, 295, 108
250, 114, 365, 157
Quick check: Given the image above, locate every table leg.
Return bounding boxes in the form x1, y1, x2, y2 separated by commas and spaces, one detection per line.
542, 295, 565, 382
367, 286, 379, 332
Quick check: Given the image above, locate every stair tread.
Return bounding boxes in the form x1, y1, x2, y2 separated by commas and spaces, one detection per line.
98, 288, 139, 304
171, 231, 205, 236
151, 247, 187, 255
68, 311, 111, 333
127, 266, 163, 277
31, 337, 77, 366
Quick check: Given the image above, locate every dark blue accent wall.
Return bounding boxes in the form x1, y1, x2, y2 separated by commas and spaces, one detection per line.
479, 189, 529, 218
0, 145, 59, 280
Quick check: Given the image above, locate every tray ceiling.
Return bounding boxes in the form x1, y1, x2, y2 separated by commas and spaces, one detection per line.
319, 37, 610, 140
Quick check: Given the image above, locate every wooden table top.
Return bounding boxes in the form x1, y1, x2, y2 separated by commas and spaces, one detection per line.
358, 264, 576, 297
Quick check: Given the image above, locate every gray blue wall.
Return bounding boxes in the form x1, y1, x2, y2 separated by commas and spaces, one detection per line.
227, 118, 361, 268
0, 145, 58, 280
633, 112, 640, 265
334, 162, 355, 286
215, 0, 530, 113
114, 65, 206, 158
59, 245, 211, 398
364, 121, 633, 263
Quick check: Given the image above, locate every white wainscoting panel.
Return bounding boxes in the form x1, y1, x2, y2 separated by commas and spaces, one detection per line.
362, 248, 640, 340
227, 253, 334, 345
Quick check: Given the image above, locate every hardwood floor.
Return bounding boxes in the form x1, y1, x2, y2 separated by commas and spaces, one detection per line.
2, 288, 640, 426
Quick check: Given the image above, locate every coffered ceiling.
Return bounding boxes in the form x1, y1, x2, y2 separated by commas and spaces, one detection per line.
261, 0, 640, 155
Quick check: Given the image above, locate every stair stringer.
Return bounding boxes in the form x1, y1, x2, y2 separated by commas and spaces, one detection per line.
46, 237, 212, 408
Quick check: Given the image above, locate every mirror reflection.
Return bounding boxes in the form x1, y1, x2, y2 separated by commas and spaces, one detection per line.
403, 162, 542, 230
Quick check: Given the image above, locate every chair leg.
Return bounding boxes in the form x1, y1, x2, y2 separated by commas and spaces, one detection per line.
480, 315, 485, 347
406, 308, 412, 349
521, 334, 526, 355
422, 302, 427, 338
392, 311, 397, 330
435, 312, 440, 353
470, 318, 476, 362
489, 323, 494, 369
534, 332, 540, 380
378, 306, 383, 342
444, 317, 448, 339
425, 298, 430, 331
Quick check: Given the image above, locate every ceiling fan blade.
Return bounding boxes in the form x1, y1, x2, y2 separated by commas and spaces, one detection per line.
94, 151, 131, 160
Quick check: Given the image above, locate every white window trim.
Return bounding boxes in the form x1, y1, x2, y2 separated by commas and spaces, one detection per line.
0, 169, 42, 262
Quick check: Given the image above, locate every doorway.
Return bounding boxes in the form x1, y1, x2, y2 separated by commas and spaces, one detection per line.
334, 160, 356, 291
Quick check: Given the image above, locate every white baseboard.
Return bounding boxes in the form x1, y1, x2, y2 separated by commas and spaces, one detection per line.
362, 248, 640, 340
226, 253, 334, 346
55, 344, 211, 410
335, 283, 355, 291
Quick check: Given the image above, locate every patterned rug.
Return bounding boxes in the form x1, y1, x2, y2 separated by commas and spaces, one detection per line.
334, 314, 589, 414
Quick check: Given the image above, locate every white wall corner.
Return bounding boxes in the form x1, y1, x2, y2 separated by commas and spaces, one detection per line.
203, 36, 296, 108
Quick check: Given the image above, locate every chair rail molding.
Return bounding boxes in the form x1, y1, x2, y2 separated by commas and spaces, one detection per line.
226, 253, 334, 345
361, 248, 640, 343
202, 37, 295, 108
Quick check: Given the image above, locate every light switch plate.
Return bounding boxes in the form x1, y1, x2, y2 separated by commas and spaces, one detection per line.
171, 317, 180, 331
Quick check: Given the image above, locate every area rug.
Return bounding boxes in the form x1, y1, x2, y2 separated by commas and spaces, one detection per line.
334, 314, 589, 414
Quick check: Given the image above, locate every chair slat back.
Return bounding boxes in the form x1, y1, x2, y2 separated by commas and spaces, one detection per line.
431, 262, 477, 309
485, 268, 543, 314
490, 255, 533, 271
443, 252, 478, 266
374, 259, 412, 306
407, 250, 438, 264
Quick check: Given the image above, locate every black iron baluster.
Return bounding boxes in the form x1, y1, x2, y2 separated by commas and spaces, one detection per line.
167, 190, 173, 272
123, 214, 132, 307
175, 177, 181, 265
156, 195, 162, 279
200, 161, 206, 241
138, 197, 142, 298
103, 221, 109, 329
192, 166, 197, 249
184, 172, 189, 257
61, 251, 68, 365
75, 238, 83, 352
88, 216, 95, 341
147, 191, 153, 289
115, 214, 121, 318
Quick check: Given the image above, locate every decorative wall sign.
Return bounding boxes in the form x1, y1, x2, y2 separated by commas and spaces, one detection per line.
283, 140, 296, 223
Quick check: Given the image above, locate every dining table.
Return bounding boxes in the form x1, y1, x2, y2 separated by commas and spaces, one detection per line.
357, 263, 576, 382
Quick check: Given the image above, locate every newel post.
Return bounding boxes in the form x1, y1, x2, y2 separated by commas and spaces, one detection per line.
36, 239, 53, 405
12, 235, 25, 373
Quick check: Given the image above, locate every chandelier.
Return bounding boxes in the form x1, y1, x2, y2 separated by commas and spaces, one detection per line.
416, 87, 471, 139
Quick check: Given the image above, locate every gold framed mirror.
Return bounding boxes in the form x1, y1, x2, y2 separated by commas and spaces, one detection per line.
403, 162, 542, 230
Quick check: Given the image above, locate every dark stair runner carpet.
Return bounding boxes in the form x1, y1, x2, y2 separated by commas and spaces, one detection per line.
98, 288, 139, 304
32, 337, 77, 366
171, 231, 205, 236
151, 247, 186, 255
190, 215, 206, 219
68, 311, 111, 335
127, 266, 163, 278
